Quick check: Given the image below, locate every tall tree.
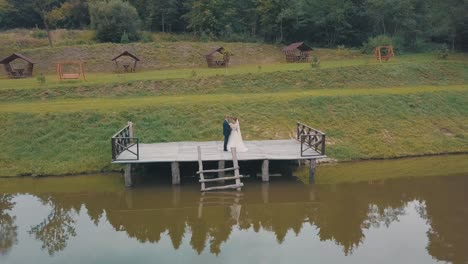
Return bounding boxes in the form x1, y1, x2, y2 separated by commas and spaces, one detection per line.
89, 0, 141, 43
366, 0, 430, 49
183, 0, 240, 37
32, 0, 62, 47
429, 0, 468, 50
0, 0, 11, 28
295, 0, 359, 47
145, 0, 179, 32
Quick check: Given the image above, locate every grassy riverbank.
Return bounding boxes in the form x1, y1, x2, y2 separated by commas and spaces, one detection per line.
0, 87, 467, 176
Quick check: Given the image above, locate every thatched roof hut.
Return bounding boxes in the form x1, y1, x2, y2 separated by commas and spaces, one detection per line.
282, 42, 313, 63
205, 47, 232, 68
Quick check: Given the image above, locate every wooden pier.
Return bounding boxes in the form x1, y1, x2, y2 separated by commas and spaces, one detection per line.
111, 122, 326, 188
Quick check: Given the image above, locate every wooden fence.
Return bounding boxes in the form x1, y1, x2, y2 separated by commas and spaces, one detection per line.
296, 122, 326, 157
111, 122, 139, 161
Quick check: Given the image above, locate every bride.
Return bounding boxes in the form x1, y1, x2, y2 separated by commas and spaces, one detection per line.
227, 117, 248, 152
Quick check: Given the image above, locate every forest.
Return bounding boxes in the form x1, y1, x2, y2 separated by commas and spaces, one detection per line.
0, 0, 467, 51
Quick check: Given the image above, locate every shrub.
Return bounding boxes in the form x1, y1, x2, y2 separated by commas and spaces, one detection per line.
436, 44, 449, 60
221, 32, 263, 43
31, 30, 48, 39
89, 0, 141, 43
36, 73, 46, 85
411, 37, 433, 52
200, 32, 210, 42
139, 31, 153, 43
120, 31, 129, 44
310, 56, 320, 68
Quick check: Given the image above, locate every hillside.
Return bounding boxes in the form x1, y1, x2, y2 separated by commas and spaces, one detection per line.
0, 61, 466, 101
0, 30, 466, 177
0, 30, 364, 76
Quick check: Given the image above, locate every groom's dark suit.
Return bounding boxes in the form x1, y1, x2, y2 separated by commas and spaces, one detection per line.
223, 119, 231, 151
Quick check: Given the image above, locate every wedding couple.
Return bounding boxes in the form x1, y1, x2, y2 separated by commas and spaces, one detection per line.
223, 115, 248, 152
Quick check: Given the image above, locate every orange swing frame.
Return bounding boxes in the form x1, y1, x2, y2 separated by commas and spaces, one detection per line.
56, 61, 86, 81
374, 46, 394, 62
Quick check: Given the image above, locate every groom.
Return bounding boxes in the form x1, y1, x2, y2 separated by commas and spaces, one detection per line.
223, 115, 232, 151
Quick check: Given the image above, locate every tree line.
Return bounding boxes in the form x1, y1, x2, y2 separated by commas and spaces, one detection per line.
0, 0, 467, 51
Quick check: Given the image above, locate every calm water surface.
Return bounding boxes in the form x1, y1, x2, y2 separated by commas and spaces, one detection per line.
0, 155, 467, 264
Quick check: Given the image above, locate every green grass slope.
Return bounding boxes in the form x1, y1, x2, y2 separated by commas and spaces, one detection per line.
0, 87, 467, 176
0, 29, 364, 76
0, 60, 466, 100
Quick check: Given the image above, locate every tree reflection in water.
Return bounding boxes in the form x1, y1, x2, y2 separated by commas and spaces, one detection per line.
101, 176, 467, 261
0, 194, 17, 256
4, 174, 467, 262
421, 176, 468, 264
28, 195, 77, 256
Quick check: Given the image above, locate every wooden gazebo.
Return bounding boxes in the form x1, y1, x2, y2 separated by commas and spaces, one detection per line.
205, 47, 232, 68
112, 51, 140, 72
0, 53, 36, 78
282, 42, 313, 63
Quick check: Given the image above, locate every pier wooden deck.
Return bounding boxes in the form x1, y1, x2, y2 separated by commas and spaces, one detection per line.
111, 122, 326, 187
113, 139, 325, 164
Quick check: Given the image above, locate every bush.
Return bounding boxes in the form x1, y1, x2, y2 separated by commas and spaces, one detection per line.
411, 37, 433, 52
36, 73, 46, 85
120, 31, 129, 44
200, 31, 210, 42
89, 0, 141, 43
221, 32, 263, 43
139, 31, 153, 43
310, 56, 320, 68
436, 44, 449, 60
31, 30, 48, 39
362, 35, 400, 54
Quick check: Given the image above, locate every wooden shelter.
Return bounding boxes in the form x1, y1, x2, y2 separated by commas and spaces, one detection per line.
282, 42, 313, 63
0, 53, 36, 78
56, 61, 86, 81
374, 46, 394, 62
205, 47, 232, 68
111, 51, 140, 72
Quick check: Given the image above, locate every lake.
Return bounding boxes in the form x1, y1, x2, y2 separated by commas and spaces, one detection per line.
0, 155, 467, 264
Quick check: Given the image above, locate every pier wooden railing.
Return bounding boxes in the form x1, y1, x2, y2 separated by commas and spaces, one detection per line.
112, 122, 139, 161
296, 122, 326, 157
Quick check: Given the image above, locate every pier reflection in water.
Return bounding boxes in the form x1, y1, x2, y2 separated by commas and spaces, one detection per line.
0, 157, 467, 264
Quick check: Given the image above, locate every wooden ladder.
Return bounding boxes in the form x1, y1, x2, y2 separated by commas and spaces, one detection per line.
197, 146, 244, 192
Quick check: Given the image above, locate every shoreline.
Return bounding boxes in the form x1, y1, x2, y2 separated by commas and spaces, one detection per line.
1, 151, 466, 179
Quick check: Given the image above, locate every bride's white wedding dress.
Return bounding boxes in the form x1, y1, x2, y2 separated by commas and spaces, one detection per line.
227, 121, 248, 152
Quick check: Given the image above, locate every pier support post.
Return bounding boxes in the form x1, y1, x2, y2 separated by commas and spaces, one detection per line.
124, 164, 133, 187
309, 159, 316, 184
172, 186, 181, 206
218, 160, 225, 178
171, 161, 180, 185
262, 160, 269, 182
